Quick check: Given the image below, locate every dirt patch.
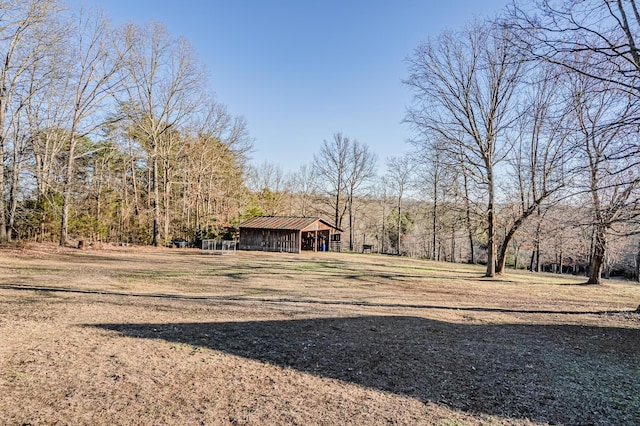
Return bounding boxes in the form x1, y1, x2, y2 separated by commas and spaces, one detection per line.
1, 245, 639, 425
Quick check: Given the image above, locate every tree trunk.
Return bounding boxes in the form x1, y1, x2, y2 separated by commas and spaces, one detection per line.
587, 226, 606, 284
432, 193, 437, 260
495, 207, 537, 274
60, 132, 78, 247
0, 137, 6, 242
397, 198, 402, 255
163, 182, 170, 243
0, 47, 9, 243
587, 225, 596, 277
635, 241, 640, 283
463, 173, 474, 264
128, 140, 139, 216
496, 235, 509, 274
485, 175, 496, 277
450, 224, 456, 263
8, 154, 21, 242
529, 250, 536, 272
334, 191, 340, 231
380, 199, 385, 254
152, 145, 160, 247
348, 196, 354, 251
163, 159, 171, 243
558, 236, 564, 274
466, 225, 474, 263
532, 223, 541, 273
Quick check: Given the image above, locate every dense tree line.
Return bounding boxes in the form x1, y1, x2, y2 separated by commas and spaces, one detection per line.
0, 1, 250, 247
1, 1, 639, 284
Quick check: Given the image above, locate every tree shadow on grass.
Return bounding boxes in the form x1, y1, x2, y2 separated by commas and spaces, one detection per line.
93, 316, 640, 425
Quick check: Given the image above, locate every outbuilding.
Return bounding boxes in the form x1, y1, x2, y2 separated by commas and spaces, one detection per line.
238, 216, 342, 253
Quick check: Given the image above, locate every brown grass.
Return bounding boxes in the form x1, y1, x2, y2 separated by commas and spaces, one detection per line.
1, 244, 639, 425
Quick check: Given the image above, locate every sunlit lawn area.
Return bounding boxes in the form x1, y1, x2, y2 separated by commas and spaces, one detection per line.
1, 244, 639, 425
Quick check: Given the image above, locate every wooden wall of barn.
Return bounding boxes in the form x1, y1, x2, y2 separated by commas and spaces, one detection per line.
239, 229, 300, 253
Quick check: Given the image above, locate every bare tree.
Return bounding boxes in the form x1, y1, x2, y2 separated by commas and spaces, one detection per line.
58, 8, 125, 246
26, 35, 69, 210
345, 140, 376, 251
180, 98, 250, 237
246, 161, 288, 216
288, 163, 318, 217
0, 0, 63, 241
405, 21, 524, 276
509, 0, 640, 96
314, 133, 351, 230
386, 154, 415, 255
8, 12, 65, 242
414, 140, 447, 261
314, 133, 376, 249
371, 178, 392, 254
508, 0, 640, 284
118, 21, 205, 246
568, 72, 640, 284
494, 65, 574, 274
461, 168, 481, 264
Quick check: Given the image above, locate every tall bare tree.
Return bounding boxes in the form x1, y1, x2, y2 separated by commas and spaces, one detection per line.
412, 139, 448, 261
405, 21, 524, 276
345, 139, 376, 251
181, 99, 250, 237
568, 72, 640, 284
0, 0, 62, 241
288, 163, 318, 217
386, 154, 415, 255
314, 133, 376, 250
118, 21, 205, 246
7, 12, 63, 241
314, 133, 352, 230
460, 168, 481, 264
509, 0, 640, 284
370, 178, 392, 254
25, 26, 69, 231
58, 8, 124, 246
494, 65, 574, 273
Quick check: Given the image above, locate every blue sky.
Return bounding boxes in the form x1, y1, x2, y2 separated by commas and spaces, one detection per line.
81, 0, 510, 173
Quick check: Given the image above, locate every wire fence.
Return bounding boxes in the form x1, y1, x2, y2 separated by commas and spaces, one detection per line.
201, 239, 237, 255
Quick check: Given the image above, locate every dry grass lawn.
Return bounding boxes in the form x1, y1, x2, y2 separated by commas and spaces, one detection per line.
1, 243, 639, 425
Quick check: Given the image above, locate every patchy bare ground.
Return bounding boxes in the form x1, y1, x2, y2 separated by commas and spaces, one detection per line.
1, 243, 639, 425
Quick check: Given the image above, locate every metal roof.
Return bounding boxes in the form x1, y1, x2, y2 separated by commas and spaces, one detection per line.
239, 216, 342, 232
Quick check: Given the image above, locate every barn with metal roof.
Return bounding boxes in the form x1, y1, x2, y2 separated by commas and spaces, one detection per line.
238, 216, 342, 253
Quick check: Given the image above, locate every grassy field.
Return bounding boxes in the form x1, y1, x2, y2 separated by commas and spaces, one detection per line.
1, 244, 639, 425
